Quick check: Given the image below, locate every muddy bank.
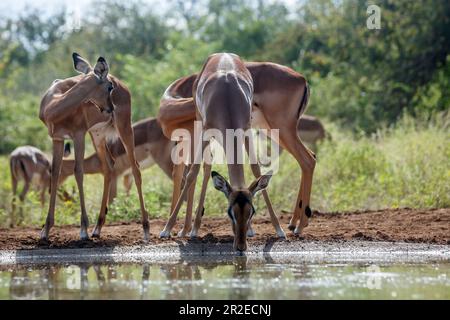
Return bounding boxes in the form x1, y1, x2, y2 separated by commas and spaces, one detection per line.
0, 207, 448, 251
1, 241, 449, 266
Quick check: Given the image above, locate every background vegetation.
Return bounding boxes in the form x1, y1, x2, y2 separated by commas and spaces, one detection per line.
0, 0, 448, 227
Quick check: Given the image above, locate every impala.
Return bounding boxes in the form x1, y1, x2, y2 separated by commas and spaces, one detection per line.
10, 146, 52, 210
160, 53, 278, 252
9, 145, 73, 227
59, 117, 191, 213
158, 60, 314, 237
39, 53, 149, 241
297, 115, 327, 147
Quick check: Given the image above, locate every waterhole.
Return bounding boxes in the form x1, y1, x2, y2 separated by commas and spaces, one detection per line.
1, 258, 448, 299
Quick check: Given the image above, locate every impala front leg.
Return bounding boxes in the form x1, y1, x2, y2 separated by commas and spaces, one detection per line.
117, 120, 150, 242
160, 141, 206, 238
73, 133, 90, 240
160, 164, 201, 238
40, 140, 64, 241
92, 152, 113, 238
177, 182, 195, 237
170, 163, 184, 214
190, 162, 211, 238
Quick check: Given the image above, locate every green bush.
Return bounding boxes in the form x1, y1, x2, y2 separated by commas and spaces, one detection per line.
0, 95, 50, 154
0, 115, 448, 228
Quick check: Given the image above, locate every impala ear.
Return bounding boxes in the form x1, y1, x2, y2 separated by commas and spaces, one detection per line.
72, 52, 92, 74
94, 57, 109, 81
248, 171, 273, 196
211, 171, 233, 198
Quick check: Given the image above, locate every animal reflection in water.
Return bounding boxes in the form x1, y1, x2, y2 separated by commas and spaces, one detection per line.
5, 256, 308, 299
7, 264, 148, 300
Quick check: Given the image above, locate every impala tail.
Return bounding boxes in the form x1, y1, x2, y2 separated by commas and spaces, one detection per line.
296, 82, 310, 125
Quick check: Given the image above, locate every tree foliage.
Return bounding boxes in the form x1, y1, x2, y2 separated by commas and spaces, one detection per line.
0, 0, 448, 153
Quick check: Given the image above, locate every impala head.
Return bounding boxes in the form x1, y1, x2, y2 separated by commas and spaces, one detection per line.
211, 171, 273, 253
72, 52, 115, 113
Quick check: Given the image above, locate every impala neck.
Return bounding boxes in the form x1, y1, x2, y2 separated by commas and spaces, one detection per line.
60, 153, 102, 182
58, 76, 98, 111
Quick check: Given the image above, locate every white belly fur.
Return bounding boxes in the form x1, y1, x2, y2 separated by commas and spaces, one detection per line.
89, 120, 117, 146
120, 144, 156, 175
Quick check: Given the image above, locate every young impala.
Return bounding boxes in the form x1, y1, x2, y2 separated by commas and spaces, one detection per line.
10, 146, 52, 211
9, 145, 72, 227
39, 53, 149, 242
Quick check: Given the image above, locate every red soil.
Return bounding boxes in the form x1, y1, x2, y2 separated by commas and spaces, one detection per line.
0, 208, 448, 250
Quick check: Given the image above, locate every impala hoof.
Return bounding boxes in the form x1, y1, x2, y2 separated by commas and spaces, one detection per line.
294, 222, 308, 235
91, 231, 100, 239
38, 236, 49, 245
80, 230, 90, 241
247, 228, 256, 237
288, 224, 296, 231
177, 228, 191, 238
159, 230, 171, 238
39, 229, 49, 242
276, 229, 287, 239
189, 230, 199, 239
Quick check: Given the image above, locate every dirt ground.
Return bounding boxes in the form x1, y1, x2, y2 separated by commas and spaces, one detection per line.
0, 208, 449, 250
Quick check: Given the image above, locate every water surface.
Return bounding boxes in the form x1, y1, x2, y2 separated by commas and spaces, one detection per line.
0, 258, 448, 299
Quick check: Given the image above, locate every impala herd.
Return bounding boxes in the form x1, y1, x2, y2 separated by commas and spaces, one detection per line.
9, 52, 328, 252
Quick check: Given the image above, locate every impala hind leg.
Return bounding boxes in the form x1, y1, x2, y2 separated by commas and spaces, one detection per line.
73, 133, 90, 240
14, 178, 30, 226
190, 162, 211, 238
116, 121, 150, 242
40, 140, 64, 241
288, 178, 305, 231
245, 135, 286, 238
18, 176, 31, 204
279, 127, 316, 235
10, 173, 18, 228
